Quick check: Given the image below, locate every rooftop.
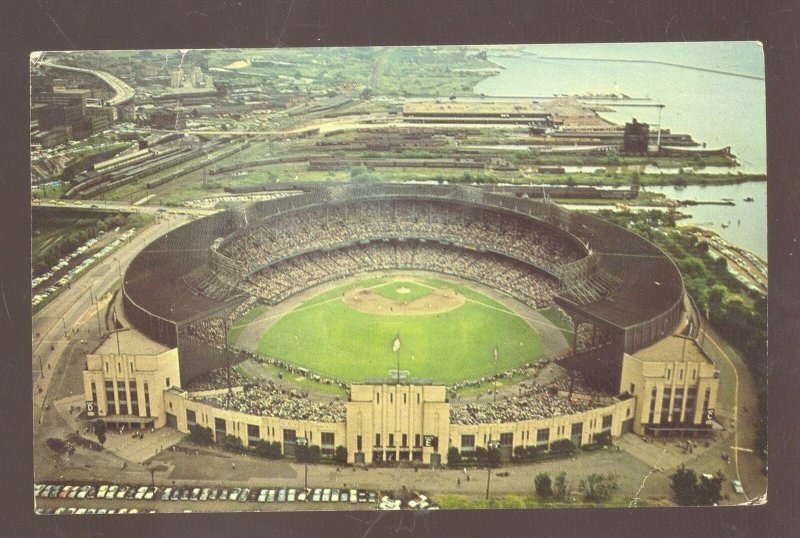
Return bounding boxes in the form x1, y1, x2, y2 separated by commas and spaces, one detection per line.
403, 101, 547, 115
632, 335, 711, 364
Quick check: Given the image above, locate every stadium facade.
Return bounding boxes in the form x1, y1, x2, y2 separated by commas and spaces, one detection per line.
84, 184, 719, 465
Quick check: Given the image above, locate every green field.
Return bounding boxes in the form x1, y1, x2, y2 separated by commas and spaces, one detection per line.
242, 275, 544, 384
371, 280, 433, 302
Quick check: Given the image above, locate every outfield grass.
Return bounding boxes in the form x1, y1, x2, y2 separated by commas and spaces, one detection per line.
250, 275, 543, 383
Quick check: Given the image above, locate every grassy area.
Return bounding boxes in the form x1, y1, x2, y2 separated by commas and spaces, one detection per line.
228, 303, 268, 345
233, 362, 348, 397
251, 275, 542, 383
453, 371, 530, 398
434, 493, 642, 509
537, 307, 574, 339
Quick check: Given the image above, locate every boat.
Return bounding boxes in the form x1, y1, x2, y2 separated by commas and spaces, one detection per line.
744, 196, 754, 202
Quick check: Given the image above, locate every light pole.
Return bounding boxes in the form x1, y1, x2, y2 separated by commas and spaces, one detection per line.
60, 317, 67, 338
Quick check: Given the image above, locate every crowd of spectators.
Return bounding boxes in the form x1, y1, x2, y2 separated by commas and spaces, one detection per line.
187, 367, 346, 423
218, 200, 583, 274
242, 240, 560, 310
449, 379, 607, 425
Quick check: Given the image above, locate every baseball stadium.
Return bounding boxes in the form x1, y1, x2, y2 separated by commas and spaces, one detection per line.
85, 183, 719, 465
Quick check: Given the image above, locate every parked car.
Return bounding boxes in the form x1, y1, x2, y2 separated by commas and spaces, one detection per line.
105, 485, 118, 499
322, 489, 331, 502
358, 491, 367, 503
350, 489, 358, 503
330, 489, 340, 502
340, 490, 349, 502
247, 488, 260, 502
200, 488, 210, 501
287, 489, 296, 502
277, 488, 286, 502
238, 488, 250, 502
114, 486, 128, 499
125, 487, 136, 500
161, 488, 173, 501
145, 487, 158, 500
219, 489, 229, 501
267, 489, 276, 503
312, 489, 321, 502
58, 485, 72, 498
180, 488, 190, 501
229, 488, 241, 501
296, 489, 308, 502
190, 488, 201, 501
135, 486, 148, 500
209, 489, 219, 500
257, 489, 268, 503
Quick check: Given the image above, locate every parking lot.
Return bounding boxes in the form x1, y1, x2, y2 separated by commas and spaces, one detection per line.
34, 483, 436, 514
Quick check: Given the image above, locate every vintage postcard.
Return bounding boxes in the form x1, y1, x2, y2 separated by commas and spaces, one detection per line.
31, 43, 767, 514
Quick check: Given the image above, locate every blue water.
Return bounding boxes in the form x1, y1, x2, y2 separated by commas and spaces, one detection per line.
474, 42, 767, 258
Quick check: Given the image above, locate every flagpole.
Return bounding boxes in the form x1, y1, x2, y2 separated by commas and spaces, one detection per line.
493, 345, 498, 403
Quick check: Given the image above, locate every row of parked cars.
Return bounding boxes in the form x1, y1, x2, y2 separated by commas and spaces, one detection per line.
35, 483, 381, 506
36, 507, 157, 515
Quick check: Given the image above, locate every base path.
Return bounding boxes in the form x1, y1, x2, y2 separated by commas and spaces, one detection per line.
343, 285, 465, 315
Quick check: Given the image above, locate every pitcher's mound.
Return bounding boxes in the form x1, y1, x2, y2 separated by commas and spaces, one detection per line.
343, 286, 465, 315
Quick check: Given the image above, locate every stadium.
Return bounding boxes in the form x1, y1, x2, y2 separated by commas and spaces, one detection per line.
85, 183, 719, 465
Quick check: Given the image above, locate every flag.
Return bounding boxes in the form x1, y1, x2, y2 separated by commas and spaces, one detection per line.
392, 333, 401, 353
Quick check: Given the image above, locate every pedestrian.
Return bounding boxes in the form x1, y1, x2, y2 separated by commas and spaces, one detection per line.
457, 478, 461, 488
231, 462, 236, 471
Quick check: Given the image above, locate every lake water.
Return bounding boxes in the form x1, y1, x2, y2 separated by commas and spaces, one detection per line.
473, 43, 767, 259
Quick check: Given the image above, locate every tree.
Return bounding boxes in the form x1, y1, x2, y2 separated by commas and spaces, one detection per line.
534, 472, 553, 498
188, 424, 214, 446
295, 443, 310, 463
308, 445, 321, 464
447, 446, 462, 466
670, 465, 722, 506
670, 465, 698, 505
221, 434, 244, 453
360, 87, 374, 100
334, 445, 348, 465
696, 475, 723, 506
486, 447, 501, 468
513, 446, 528, 462
553, 472, 568, 500
474, 446, 488, 466
93, 419, 107, 447
578, 473, 618, 502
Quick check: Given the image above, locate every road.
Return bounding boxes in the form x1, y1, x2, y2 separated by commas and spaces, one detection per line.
33, 200, 219, 216
38, 61, 135, 106
32, 215, 192, 423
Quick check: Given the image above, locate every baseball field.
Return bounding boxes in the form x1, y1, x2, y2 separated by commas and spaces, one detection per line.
232, 275, 546, 384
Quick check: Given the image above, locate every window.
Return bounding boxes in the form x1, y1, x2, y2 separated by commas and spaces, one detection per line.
117, 362, 121, 373
143, 382, 150, 417
283, 429, 296, 444
403, 393, 406, 404
417, 394, 420, 404
460, 434, 476, 452
390, 393, 393, 404
629, 383, 635, 394
105, 362, 108, 373
667, 368, 671, 380
375, 433, 381, 447
415, 434, 421, 447
401, 433, 408, 448
602, 414, 613, 430
130, 363, 133, 373
166, 377, 170, 387
376, 393, 380, 404
692, 369, 696, 380
215, 417, 227, 437
105, 381, 115, 414
247, 424, 260, 441
321, 432, 335, 447
186, 409, 197, 426
571, 423, 583, 437
499, 433, 513, 447
129, 381, 138, 415
356, 435, 363, 452
90, 382, 97, 406
388, 433, 394, 447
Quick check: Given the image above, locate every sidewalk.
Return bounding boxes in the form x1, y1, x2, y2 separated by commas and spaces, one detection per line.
53, 394, 184, 464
